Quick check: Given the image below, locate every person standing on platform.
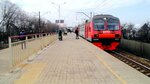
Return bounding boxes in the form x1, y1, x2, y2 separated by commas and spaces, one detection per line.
75, 27, 79, 39
19, 30, 26, 49
58, 29, 63, 41
19, 30, 26, 40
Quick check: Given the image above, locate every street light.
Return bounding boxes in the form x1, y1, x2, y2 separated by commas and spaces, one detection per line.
51, 2, 66, 24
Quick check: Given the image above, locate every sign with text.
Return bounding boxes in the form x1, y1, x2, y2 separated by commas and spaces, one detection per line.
55, 20, 64, 23
55, 20, 59, 23
60, 20, 64, 23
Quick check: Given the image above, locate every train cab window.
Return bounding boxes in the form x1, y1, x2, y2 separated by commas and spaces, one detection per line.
93, 19, 105, 30
107, 18, 119, 30
108, 23, 119, 30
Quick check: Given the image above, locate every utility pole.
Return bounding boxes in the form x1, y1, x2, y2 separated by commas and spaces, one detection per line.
58, 5, 60, 23
51, 2, 66, 26
90, 12, 93, 18
39, 11, 41, 33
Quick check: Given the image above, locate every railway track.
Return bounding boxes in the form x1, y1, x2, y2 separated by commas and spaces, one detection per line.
109, 50, 150, 77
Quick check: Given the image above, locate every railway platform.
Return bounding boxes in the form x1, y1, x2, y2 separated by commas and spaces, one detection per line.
1, 33, 150, 84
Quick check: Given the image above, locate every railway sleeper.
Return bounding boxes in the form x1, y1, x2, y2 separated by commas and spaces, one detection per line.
132, 65, 137, 68
110, 51, 150, 77
135, 67, 141, 70
139, 70, 146, 73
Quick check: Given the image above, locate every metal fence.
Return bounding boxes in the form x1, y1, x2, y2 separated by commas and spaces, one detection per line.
9, 33, 57, 67
120, 39, 150, 60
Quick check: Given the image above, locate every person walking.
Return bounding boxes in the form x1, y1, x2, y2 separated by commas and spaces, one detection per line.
75, 27, 79, 39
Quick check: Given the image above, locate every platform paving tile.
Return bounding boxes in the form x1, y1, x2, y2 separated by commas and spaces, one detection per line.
26, 34, 120, 84
13, 34, 150, 84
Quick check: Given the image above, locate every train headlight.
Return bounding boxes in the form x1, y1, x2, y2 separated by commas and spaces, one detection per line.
115, 34, 120, 38
93, 38, 99, 41
104, 17, 107, 20
94, 34, 99, 37
115, 38, 119, 41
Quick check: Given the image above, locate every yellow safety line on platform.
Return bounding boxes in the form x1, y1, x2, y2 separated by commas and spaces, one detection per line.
95, 54, 127, 84
14, 63, 45, 84
85, 44, 127, 84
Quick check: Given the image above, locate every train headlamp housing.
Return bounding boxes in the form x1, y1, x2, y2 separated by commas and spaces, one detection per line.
115, 34, 120, 38
94, 34, 99, 37
115, 38, 120, 41
104, 17, 107, 20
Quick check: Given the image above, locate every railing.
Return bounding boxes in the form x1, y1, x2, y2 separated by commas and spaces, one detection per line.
8, 33, 57, 67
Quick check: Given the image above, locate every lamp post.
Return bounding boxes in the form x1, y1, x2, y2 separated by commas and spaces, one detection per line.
51, 2, 66, 25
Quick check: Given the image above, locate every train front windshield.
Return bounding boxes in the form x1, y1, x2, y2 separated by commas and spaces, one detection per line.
107, 18, 119, 30
93, 19, 104, 30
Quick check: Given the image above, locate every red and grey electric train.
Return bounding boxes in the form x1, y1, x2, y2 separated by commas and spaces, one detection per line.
79, 14, 122, 50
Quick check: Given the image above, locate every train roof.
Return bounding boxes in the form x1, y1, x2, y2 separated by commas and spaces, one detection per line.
92, 14, 119, 20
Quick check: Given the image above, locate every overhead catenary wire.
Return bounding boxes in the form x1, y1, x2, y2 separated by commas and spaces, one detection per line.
93, 0, 114, 14
85, 0, 109, 16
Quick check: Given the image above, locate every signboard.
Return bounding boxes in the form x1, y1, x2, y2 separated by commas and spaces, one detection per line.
55, 20, 64, 23
60, 20, 64, 23
55, 20, 59, 23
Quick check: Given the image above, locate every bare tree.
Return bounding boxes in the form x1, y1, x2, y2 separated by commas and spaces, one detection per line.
122, 23, 135, 39
0, 0, 20, 35
0, 0, 58, 49
122, 23, 127, 39
138, 22, 150, 42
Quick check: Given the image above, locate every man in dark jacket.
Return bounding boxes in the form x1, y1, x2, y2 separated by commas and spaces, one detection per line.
19, 30, 26, 40
58, 29, 63, 41
75, 27, 79, 39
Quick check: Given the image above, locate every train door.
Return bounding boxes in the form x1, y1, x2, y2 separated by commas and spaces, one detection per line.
88, 25, 91, 40
85, 23, 92, 41
85, 24, 88, 39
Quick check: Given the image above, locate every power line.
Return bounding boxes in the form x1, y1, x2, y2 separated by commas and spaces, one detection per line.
85, 0, 108, 16
95, 0, 108, 9
94, 0, 114, 13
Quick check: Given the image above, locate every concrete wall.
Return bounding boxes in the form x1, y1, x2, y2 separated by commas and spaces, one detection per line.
120, 39, 150, 59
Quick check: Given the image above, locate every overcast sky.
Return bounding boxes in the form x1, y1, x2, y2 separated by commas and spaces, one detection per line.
10, 0, 150, 27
